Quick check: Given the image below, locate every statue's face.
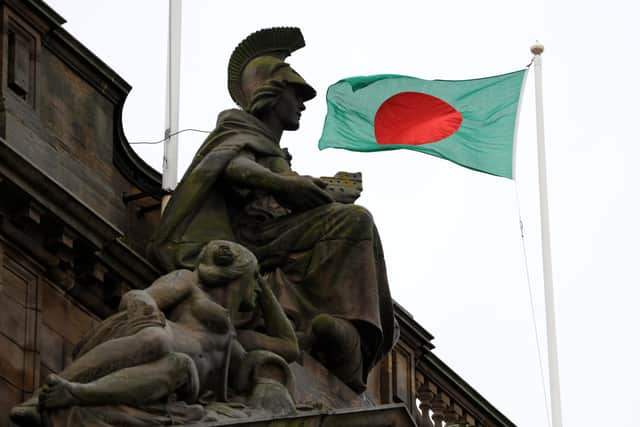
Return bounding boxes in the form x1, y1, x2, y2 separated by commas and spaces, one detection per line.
274, 85, 306, 131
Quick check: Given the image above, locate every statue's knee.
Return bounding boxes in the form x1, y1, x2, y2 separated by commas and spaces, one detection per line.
344, 205, 375, 233
166, 352, 194, 374
136, 327, 171, 357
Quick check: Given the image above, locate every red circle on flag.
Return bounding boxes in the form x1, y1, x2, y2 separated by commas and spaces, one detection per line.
374, 92, 463, 145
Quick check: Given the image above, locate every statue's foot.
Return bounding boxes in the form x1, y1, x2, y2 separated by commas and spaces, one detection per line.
39, 374, 80, 409
311, 314, 365, 393
9, 397, 41, 427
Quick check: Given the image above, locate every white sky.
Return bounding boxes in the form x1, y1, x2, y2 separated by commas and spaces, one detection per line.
45, 1, 640, 426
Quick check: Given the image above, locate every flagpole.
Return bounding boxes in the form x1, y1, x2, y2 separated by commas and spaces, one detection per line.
530, 42, 563, 427
162, 0, 182, 210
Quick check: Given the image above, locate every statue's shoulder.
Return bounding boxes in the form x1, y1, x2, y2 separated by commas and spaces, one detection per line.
216, 108, 261, 130
195, 108, 276, 154
157, 269, 197, 284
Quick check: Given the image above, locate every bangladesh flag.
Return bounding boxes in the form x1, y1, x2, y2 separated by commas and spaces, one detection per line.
318, 69, 527, 179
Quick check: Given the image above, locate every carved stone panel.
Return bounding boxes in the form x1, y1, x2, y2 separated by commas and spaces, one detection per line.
0, 238, 100, 426
0, 242, 40, 406
0, 377, 22, 427
4, 12, 39, 107
391, 342, 416, 416
40, 276, 97, 347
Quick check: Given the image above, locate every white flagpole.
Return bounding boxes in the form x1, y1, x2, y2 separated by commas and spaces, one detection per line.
162, 0, 182, 206
530, 42, 563, 427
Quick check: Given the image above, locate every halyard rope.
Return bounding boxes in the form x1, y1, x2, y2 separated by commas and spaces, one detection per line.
515, 183, 552, 427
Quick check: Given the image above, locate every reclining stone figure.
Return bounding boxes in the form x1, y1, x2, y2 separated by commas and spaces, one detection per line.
11, 240, 298, 426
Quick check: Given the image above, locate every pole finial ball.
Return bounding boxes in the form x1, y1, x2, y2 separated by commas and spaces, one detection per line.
530, 42, 544, 55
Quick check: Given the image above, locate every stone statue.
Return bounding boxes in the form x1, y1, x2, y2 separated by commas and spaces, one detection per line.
148, 27, 397, 393
11, 241, 298, 426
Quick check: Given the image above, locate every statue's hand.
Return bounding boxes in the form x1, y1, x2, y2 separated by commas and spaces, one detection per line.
277, 175, 333, 212
255, 276, 274, 309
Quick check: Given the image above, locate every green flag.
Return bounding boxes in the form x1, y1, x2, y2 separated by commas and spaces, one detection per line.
318, 69, 527, 179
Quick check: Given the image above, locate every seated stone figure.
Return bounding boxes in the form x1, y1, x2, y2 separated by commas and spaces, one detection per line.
11, 240, 298, 426
148, 27, 397, 393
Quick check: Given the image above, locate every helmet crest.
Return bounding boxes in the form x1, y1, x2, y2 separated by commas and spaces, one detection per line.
228, 27, 315, 110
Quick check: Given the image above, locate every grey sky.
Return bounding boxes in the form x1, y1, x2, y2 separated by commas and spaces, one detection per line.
45, 1, 640, 426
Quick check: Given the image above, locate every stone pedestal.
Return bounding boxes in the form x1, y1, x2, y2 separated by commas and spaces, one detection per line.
188, 404, 416, 427
290, 353, 375, 411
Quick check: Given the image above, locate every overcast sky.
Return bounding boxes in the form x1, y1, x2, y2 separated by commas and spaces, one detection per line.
45, 1, 640, 426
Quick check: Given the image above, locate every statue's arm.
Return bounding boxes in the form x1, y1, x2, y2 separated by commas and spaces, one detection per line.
237, 277, 299, 362
119, 270, 194, 313
224, 152, 332, 212
145, 270, 195, 309
224, 151, 292, 191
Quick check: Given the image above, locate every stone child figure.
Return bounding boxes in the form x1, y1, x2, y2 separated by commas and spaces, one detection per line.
148, 27, 397, 392
11, 240, 297, 426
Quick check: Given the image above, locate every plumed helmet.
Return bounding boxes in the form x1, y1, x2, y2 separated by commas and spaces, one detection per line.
228, 27, 316, 112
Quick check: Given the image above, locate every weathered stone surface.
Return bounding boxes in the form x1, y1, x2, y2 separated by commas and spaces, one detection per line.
39, 324, 64, 373
290, 353, 374, 410
0, 296, 27, 347
0, 377, 23, 425
41, 278, 95, 345
10, 241, 300, 426
0, 334, 26, 389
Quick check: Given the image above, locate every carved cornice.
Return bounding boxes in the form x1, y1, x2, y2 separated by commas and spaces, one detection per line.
0, 139, 122, 247
4, 0, 162, 196
1, 0, 65, 33
112, 100, 163, 195
394, 301, 436, 351
0, 139, 160, 317
41, 24, 162, 195
42, 27, 130, 103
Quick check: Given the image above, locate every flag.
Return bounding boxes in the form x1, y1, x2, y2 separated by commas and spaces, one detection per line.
318, 69, 527, 179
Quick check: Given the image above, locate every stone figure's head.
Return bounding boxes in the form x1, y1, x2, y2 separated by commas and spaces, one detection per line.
228, 27, 316, 118
197, 240, 260, 311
